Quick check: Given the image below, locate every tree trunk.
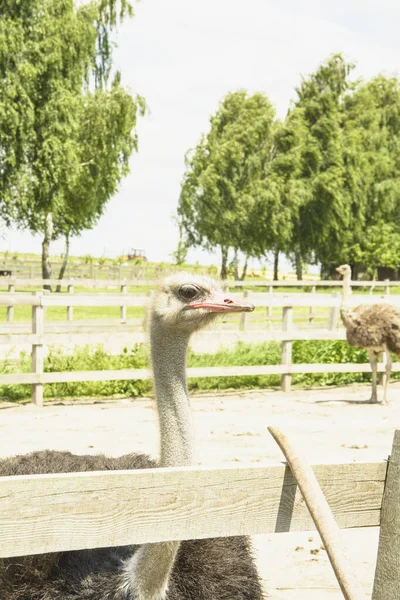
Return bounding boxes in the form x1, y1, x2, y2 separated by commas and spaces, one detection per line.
56, 233, 70, 293
239, 256, 248, 281
220, 246, 229, 280
42, 214, 53, 292
295, 247, 303, 280
273, 249, 279, 280
232, 249, 239, 281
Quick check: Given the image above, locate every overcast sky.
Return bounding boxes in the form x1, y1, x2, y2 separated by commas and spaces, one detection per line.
4, 0, 400, 270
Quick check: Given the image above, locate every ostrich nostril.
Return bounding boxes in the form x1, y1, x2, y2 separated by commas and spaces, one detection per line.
224, 298, 234, 304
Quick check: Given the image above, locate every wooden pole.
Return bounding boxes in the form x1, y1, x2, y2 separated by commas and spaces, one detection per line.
239, 290, 249, 331
67, 283, 74, 321
7, 283, 14, 322
372, 429, 400, 600
267, 284, 273, 325
120, 281, 127, 322
280, 306, 293, 392
328, 291, 340, 331
385, 278, 390, 296
309, 284, 316, 324
31, 292, 44, 407
268, 427, 365, 600
143, 290, 154, 331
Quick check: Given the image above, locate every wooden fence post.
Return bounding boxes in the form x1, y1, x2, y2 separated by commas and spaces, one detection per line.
280, 306, 293, 392
120, 280, 127, 322
31, 292, 44, 407
7, 283, 15, 322
308, 285, 316, 324
385, 279, 390, 296
143, 290, 154, 331
372, 429, 400, 600
67, 282, 74, 321
267, 285, 273, 326
239, 290, 249, 331
328, 291, 340, 331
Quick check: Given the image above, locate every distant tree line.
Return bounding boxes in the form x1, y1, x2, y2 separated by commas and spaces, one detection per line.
177, 54, 400, 280
0, 0, 143, 286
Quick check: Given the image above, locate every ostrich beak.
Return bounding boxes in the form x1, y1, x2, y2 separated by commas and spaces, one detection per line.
185, 292, 255, 313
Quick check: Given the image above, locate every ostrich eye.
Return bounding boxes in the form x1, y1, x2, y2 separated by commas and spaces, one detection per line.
179, 284, 201, 301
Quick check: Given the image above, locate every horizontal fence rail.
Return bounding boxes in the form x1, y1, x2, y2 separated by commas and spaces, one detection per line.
0, 276, 397, 290
0, 290, 398, 404
0, 460, 386, 559
0, 291, 397, 308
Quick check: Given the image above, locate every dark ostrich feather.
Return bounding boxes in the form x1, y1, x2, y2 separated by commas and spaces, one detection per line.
0, 451, 264, 600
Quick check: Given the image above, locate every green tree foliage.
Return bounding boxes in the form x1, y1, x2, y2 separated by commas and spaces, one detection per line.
274, 55, 400, 278
0, 0, 144, 282
270, 54, 357, 278
340, 75, 400, 275
178, 90, 282, 278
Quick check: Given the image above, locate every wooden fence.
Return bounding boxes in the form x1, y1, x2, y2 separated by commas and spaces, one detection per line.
1, 429, 398, 600
0, 275, 396, 293
0, 290, 398, 406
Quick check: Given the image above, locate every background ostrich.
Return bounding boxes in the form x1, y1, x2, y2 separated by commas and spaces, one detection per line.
336, 264, 400, 405
0, 274, 263, 600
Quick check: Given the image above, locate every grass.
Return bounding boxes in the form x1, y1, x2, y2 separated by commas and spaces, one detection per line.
0, 340, 391, 403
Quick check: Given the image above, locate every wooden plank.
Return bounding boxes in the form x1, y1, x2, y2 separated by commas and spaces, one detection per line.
281, 306, 293, 392
239, 290, 249, 331
6, 283, 15, 322
372, 431, 400, 599
0, 461, 386, 559
0, 294, 40, 306
0, 278, 158, 288
328, 291, 341, 330
31, 294, 44, 407
0, 291, 398, 309
67, 283, 74, 321
0, 328, 347, 344
0, 276, 399, 290
120, 281, 127, 321
0, 361, 396, 386
42, 294, 148, 307
308, 285, 316, 323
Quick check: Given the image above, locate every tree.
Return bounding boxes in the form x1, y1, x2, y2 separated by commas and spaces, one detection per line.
268, 108, 313, 279
339, 75, 400, 276
270, 54, 356, 279
0, 0, 144, 284
178, 90, 281, 278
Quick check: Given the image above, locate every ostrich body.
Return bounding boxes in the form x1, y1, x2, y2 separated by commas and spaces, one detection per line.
337, 264, 400, 404
0, 274, 263, 600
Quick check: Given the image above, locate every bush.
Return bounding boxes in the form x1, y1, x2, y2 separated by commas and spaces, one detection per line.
0, 340, 388, 402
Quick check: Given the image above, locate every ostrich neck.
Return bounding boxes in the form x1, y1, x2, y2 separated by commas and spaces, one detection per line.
341, 272, 352, 304
124, 320, 193, 600
340, 272, 354, 327
151, 320, 192, 467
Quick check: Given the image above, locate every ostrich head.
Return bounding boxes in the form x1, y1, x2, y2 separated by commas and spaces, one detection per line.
336, 264, 351, 278
151, 273, 254, 333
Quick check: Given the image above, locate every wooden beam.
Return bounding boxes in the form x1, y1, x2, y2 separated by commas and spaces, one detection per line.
31, 293, 44, 407
0, 361, 397, 386
372, 431, 399, 599
0, 461, 386, 559
280, 306, 293, 392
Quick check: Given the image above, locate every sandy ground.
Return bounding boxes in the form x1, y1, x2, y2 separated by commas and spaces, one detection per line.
1, 382, 398, 599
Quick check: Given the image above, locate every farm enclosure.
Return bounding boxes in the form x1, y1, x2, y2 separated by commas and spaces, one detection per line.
0, 384, 396, 599
0, 276, 398, 405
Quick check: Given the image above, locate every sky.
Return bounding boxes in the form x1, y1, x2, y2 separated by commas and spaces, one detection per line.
4, 0, 400, 272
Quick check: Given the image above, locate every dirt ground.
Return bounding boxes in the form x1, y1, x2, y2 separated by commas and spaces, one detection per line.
1, 381, 398, 599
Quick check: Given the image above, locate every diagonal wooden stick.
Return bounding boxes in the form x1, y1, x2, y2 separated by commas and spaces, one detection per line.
268, 426, 365, 600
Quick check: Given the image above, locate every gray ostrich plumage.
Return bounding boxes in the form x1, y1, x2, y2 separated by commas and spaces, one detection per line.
0, 274, 264, 600
337, 264, 400, 404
